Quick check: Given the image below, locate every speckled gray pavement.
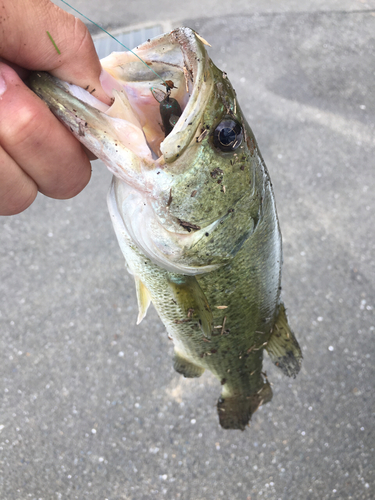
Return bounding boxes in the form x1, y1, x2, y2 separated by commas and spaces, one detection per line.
1, 1, 374, 499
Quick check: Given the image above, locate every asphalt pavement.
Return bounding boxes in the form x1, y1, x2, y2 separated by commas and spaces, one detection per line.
1, 1, 374, 499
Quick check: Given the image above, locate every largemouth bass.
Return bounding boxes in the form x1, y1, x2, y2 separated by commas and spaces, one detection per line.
29, 27, 302, 430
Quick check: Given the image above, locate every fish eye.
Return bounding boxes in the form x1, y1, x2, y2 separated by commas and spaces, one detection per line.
213, 119, 243, 152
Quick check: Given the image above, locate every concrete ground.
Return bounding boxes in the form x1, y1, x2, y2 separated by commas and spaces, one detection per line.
1, 1, 374, 499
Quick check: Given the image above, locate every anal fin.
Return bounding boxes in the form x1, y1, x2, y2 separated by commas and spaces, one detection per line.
266, 303, 302, 377
173, 350, 205, 378
134, 276, 152, 325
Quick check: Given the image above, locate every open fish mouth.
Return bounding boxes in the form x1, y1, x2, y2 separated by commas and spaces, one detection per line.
29, 28, 228, 275
30, 24, 262, 279
29, 27, 213, 172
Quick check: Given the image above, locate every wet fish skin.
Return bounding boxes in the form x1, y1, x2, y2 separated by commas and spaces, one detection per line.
28, 28, 302, 430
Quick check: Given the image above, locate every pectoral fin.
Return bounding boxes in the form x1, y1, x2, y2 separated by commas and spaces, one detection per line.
135, 276, 152, 325
266, 303, 302, 378
168, 275, 213, 339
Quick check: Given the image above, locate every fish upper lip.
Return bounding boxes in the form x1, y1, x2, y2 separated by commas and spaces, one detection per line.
159, 28, 212, 161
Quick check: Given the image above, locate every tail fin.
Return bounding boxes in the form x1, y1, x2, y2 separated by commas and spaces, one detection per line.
217, 382, 273, 430
266, 303, 302, 378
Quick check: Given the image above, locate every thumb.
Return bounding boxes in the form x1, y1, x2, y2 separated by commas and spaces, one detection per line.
0, 0, 110, 103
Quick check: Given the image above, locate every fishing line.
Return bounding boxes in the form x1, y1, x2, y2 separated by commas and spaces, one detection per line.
60, 0, 169, 88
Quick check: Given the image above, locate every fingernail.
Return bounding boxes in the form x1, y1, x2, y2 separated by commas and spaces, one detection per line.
0, 70, 7, 96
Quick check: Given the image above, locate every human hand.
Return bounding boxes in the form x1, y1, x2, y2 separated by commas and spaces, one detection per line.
0, 0, 111, 215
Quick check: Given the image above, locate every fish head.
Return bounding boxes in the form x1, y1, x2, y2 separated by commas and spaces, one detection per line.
29, 28, 264, 274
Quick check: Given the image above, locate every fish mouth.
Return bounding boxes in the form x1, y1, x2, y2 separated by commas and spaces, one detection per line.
28, 28, 221, 274
29, 27, 212, 170
99, 26, 213, 162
